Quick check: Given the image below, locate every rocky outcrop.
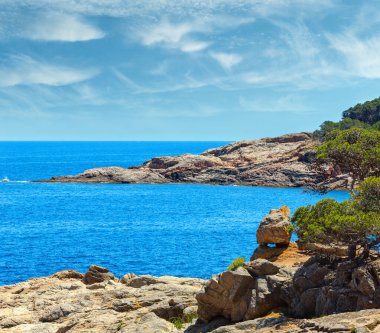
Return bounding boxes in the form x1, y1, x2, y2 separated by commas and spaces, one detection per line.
83, 264, 116, 284
256, 206, 291, 246
196, 244, 380, 324
1, 260, 380, 332
196, 267, 255, 322
38, 132, 347, 188
202, 309, 380, 333
196, 245, 303, 323
282, 255, 380, 318
0, 266, 205, 333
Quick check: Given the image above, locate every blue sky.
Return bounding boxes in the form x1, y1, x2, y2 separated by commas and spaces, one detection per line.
0, 0, 380, 140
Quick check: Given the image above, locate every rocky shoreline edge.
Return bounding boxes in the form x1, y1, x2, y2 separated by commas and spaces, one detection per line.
1, 207, 379, 333
37, 132, 350, 189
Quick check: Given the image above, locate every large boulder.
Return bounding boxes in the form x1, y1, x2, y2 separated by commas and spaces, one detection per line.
256, 206, 292, 246
196, 267, 255, 323
196, 260, 293, 323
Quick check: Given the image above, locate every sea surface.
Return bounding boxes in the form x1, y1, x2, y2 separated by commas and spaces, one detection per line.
0, 142, 349, 285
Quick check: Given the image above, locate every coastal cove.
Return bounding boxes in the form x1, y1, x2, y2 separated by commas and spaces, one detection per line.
0, 142, 348, 286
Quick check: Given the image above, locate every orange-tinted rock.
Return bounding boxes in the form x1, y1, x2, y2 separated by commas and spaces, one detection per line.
256, 206, 292, 246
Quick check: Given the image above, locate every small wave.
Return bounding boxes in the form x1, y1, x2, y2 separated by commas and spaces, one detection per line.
1, 178, 30, 183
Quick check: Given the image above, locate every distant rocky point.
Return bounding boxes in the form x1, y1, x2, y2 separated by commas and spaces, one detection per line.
39, 132, 349, 188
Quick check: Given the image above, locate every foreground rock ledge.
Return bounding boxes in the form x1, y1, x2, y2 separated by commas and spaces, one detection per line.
1, 254, 380, 332
0, 267, 205, 333
37, 132, 349, 188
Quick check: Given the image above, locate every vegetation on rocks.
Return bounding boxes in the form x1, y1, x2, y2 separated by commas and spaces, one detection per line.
291, 177, 380, 258
316, 127, 380, 190
314, 96, 380, 141
228, 257, 246, 270
343, 97, 380, 125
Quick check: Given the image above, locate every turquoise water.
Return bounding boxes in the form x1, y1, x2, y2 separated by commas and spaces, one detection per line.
0, 142, 349, 285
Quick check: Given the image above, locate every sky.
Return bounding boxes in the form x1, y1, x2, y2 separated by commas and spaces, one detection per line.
0, 0, 380, 141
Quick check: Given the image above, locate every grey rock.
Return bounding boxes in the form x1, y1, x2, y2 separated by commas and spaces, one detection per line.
244, 259, 280, 277
39, 304, 76, 322
112, 299, 134, 312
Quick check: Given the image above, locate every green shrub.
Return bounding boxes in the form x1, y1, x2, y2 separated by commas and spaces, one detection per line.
169, 313, 197, 329
228, 257, 246, 270
313, 96, 380, 141
343, 97, 380, 125
353, 176, 380, 213
291, 178, 380, 258
313, 118, 371, 141
170, 317, 185, 329
316, 128, 380, 190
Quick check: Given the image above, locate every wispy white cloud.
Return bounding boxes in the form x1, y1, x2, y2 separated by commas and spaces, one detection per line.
113, 68, 226, 94
135, 19, 210, 53
133, 14, 254, 53
327, 32, 380, 79
23, 13, 105, 42
139, 20, 191, 46
210, 52, 242, 70
0, 0, 335, 19
239, 94, 314, 114
180, 41, 210, 53
143, 105, 222, 118
0, 10, 105, 42
277, 21, 320, 62
0, 55, 98, 87
240, 61, 343, 90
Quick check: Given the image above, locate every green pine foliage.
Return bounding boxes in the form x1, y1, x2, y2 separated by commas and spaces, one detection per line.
353, 176, 380, 213
316, 128, 380, 189
313, 97, 380, 141
343, 97, 380, 125
291, 177, 380, 257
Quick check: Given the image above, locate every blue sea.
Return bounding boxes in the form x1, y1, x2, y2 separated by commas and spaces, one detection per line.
0, 142, 349, 285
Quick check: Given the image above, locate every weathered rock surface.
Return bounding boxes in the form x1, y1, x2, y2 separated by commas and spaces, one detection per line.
0, 266, 205, 333
83, 264, 116, 284
1, 261, 380, 332
201, 309, 380, 332
256, 206, 291, 246
39, 132, 347, 188
197, 244, 380, 324
283, 255, 380, 318
196, 252, 296, 323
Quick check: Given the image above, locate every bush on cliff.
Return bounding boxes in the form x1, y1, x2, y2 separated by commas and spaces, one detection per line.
291, 177, 380, 258
353, 176, 380, 213
314, 96, 380, 140
343, 97, 380, 125
316, 128, 380, 190
228, 257, 246, 270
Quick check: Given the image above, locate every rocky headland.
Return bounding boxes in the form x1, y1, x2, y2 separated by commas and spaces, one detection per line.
1, 207, 379, 333
39, 132, 349, 189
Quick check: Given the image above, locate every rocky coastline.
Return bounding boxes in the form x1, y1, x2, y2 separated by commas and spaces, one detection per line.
38, 132, 350, 189
1, 207, 379, 333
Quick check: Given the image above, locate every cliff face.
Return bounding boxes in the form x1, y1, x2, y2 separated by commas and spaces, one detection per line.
40, 132, 348, 188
